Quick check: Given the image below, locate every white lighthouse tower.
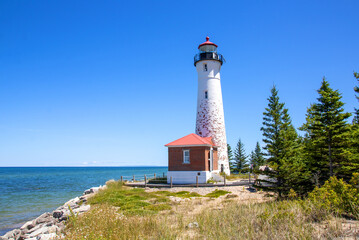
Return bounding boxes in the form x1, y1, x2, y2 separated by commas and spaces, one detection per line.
194, 37, 230, 175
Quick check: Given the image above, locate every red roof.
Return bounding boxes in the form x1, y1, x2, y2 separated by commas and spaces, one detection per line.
198, 36, 218, 49
165, 133, 215, 147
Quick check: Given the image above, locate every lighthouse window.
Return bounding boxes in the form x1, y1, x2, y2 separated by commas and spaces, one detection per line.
205, 91, 208, 99
183, 150, 190, 164
203, 64, 208, 72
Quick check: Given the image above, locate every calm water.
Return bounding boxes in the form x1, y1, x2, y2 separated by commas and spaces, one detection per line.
0, 167, 167, 235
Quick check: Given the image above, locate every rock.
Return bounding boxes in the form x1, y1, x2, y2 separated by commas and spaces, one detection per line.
26, 224, 43, 235
27, 226, 49, 238
47, 225, 59, 234
35, 213, 51, 225
90, 187, 101, 194
186, 222, 199, 229
105, 179, 116, 185
56, 222, 65, 232
59, 215, 68, 222
20, 220, 35, 231
39, 233, 57, 240
83, 188, 94, 195
44, 219, 57, 227
3, 229, 21, 239
73, 204, 90, 214
52, 210, 63, 219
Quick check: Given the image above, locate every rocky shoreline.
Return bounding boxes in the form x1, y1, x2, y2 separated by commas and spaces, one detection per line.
1, 185, 106, 240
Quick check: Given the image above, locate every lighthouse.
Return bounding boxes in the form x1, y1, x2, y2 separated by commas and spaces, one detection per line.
194, 37, 230, 175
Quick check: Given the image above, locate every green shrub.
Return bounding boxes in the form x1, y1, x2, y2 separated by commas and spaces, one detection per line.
308, 176, 359, 219
205, 189, 231, 198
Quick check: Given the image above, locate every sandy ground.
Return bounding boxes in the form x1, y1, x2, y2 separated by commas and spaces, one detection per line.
146, 185, 271, 218
147, 185, 267, 201
146, 185, 359, 239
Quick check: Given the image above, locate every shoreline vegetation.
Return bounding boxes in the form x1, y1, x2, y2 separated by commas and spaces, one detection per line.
62, 178, 359, 239
3, 177, 359, 240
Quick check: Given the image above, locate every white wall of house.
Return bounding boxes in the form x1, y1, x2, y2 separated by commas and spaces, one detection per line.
167, 171, 212, 184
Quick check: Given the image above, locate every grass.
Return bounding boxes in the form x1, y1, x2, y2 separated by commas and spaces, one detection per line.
61, 181, 356, 239
204, 189, 231, 198
88, 181, 172, 215
62, 197, 352, 239
156, 190, 202, 198
147, 177, 167, 184
225, 173, 252, 180
194, 200, 346, 239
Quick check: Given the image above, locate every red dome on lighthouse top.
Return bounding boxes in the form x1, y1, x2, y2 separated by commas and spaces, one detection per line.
198, 36, 218, 49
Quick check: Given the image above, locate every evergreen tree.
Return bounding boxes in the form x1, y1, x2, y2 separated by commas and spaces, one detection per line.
227, 144, 235, 172
260, 86, 299, 197
233, 138, 249, 173
249, 142, 265, 170
353, 72, 359, 124
347, 124, 359, 176
300, 78, 351, 183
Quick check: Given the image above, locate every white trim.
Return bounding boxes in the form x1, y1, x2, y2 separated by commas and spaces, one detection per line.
183, 149, 190, 164
166, 144, 213, 148
210, 147, 213, 172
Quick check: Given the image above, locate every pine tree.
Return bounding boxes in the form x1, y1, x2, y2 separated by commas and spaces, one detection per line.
260, 86, 298, 197
249, 142, 265, 170
300, 78, 351, 183
227, 144, 235, 172
233, 138, 249, 173
353, 72, 359, 124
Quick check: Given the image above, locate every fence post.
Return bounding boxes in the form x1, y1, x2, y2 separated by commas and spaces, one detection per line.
121, 176, 123, 182
170, 176, 173, 188
145, 175, 147, 188
154, 173, 156, 179
163, 172, 165, 178
196, 176, 198, 188
133, 175, 135, 182
224, 174, 226, 186
249, 172, 251, 187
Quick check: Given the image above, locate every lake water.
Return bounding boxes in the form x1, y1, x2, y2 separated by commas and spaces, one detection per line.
0, 166, 167, 235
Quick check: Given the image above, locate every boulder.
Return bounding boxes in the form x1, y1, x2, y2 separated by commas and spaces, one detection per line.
20, 220, 35, 231
73, 204, 90, 214
83, 188, 94, 195
39, 233, 57, 240
47, 225, 59, 234
27, 226, 49, 238
56, 222, 65, 232
52, 210, 63, 219
3, 229, 21, 240
35, 213, 51, 225
105, 179, 116, 185
58, 215, 68, 222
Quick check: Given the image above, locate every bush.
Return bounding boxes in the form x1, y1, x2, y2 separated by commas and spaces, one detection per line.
308, 176, 359, 219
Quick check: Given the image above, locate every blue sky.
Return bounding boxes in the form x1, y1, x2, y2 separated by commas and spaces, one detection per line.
0, 1, 358, 166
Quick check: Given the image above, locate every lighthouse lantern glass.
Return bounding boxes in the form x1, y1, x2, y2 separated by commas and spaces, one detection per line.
199, 45, 217, 53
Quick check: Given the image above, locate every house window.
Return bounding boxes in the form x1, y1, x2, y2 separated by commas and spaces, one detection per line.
183, 150, 190, 164
205, 91, 208, 99
203, 64, 208, 72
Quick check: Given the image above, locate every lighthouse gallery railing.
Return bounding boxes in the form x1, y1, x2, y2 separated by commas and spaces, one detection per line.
194, 52, 225, 66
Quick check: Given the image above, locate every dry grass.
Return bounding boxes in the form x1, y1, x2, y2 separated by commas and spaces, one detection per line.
64, 205, 182, 239
61, 182, 359, 240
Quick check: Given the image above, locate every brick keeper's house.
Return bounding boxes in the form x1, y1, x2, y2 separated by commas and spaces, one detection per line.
165, 133, 219, 184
